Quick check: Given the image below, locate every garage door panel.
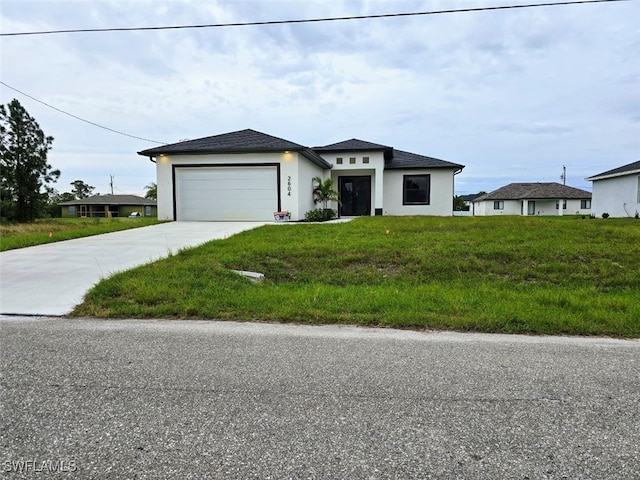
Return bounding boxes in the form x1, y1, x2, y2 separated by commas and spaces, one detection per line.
175, 166, 278, 221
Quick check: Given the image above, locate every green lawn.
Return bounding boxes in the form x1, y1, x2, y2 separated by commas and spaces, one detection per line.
0, 217, 163, 251
72, 216, 640, 337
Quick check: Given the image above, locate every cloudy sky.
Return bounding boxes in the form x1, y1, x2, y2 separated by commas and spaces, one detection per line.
1, 0, 638, 196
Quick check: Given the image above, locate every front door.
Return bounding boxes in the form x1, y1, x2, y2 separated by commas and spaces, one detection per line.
339, 176, 371, 216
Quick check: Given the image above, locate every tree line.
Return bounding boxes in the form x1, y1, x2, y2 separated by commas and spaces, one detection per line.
1, 99, 155, 222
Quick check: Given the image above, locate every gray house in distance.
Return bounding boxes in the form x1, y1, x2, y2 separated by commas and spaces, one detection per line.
473, 183, 592, 216
59, 194, 157, 218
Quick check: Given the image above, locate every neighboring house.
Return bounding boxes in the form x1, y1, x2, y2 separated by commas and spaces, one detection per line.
585, 160, 640, 218
456, 193, 483, 216
473, 183, 592, 216
138, 129, 464, 221
59, 194, 157, 218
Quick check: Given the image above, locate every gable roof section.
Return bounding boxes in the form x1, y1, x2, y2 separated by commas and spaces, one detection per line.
475, 183, 591, 202
585, 160, 640, 181
138, 129, 332, 168
59, 194, 157, 206
385, 149, 464, 170
313, 138, 392, 152
460, 193, 483, 202
313, 139, 463, 170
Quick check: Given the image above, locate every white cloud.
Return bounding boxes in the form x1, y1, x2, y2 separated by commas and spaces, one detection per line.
1, 0, 638, 197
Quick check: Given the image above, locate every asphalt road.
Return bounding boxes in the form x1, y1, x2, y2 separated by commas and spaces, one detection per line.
1, 318, 638, 479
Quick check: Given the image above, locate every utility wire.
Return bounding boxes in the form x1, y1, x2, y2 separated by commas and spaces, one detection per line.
0, 0, 628, 37
0, 81, 166, 144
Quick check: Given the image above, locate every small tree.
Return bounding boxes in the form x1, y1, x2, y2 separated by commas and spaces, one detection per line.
312, 176, 339, 211
144, 182, 157, 200
70, 180, 95, 199
453, 195, 467, 211
1, 99, 59, 222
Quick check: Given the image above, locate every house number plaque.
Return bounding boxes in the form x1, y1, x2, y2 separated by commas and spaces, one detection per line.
287, 176, 292, 196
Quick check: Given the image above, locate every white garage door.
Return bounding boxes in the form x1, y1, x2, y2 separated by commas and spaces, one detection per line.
175, 166, 279, 221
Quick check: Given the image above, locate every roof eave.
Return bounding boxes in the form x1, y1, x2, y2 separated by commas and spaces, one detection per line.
586, 169, 640, 182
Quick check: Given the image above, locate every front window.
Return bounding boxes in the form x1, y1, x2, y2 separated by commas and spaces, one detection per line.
493, 201, 504, 210
581, 199, 591, 209
555, 200, 567, 209
403, 175, 430, 205
68, 206, 76, 217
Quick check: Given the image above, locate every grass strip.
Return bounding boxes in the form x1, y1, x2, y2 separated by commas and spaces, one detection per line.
72, 216, 640, 337
0, 217, 163, 251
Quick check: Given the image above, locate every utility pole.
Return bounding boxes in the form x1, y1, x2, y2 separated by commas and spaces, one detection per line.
561, 166, 566, 185
110, 175, 114, 194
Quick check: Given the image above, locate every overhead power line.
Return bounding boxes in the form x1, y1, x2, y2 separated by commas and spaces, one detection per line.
0, 81, 166, 144
0, 0, 628, 37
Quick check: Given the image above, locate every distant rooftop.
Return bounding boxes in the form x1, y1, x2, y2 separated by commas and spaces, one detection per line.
475, 183, 591, 201
58, 194, 156, 206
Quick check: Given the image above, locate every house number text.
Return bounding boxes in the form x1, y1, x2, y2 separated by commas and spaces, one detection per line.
287, 176, 292, 196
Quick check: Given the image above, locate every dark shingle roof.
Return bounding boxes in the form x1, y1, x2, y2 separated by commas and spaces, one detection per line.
313, 139, 392, 152
475, 183, 591, 202
59, 194, 157, 206
385, 149, 464, 170
313, 139, 463, 170
586, 160, 640, 181
138, 129, 331, 168
460, 193, 483, 202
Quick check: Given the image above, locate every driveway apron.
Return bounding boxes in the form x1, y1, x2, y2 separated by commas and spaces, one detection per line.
0, 222, 265, 316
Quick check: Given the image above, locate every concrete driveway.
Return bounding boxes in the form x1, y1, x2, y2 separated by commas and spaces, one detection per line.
0, 222, 265, 316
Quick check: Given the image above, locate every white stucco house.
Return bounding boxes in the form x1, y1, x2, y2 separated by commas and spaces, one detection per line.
585, 160, 640, 218
473, 182, 592, 216
138, 129, 464, 221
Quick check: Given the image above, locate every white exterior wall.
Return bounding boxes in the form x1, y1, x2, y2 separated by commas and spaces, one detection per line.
320, 151, 385, 215
296, 154, 328, 219
591, 175, 640, 218
474, 199, 591, 216
154, 152, 318, 221
383, 169, 455, 216
474, 199, 521, 216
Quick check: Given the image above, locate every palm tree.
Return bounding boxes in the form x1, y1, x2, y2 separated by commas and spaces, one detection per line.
312, 176, 339, 219
144, 182, 157, 200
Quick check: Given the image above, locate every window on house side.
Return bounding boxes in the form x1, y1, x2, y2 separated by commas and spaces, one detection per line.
403, 175, 430, 205
363, 156, 370, 164
556, 200, 567, 209
68, 206, 76, 217
349, 157, 356, 164
581, 199, 591, 209
336, 157, 343, 165
493, 201, 504, 210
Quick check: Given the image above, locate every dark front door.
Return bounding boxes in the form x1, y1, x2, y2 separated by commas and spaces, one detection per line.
339, 176, 371, 216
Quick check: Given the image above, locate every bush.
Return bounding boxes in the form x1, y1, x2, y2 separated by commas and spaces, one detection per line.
304, 208, 337, 222
602, 212, 610, 219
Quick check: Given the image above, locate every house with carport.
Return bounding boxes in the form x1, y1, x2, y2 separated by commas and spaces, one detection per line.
138, 129, 464, 221
473, 182, 592, 216
586, 160, 640, 218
